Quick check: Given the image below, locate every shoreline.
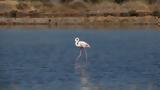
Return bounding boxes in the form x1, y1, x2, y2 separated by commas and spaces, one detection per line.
0, 16, 159, 26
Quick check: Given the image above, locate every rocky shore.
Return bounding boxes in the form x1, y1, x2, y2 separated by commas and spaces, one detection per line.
0, 16, 159, 26
0, 0, 160, 27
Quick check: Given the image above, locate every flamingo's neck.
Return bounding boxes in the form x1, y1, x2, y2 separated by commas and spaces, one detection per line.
75, 41, 79, 47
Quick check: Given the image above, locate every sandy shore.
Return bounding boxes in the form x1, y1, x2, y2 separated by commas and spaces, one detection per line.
0, 16, 159, 27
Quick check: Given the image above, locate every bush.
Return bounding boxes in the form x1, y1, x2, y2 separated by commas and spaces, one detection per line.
68, 1, 87, 9
16, 3, 29, 10
128, 10, 138, 16
39, 0, 53, 7
9, 10, 17, 18
120, 10, 139, 16
152, 11, 160, 16
29, 11, 40, 18
84, 0, 102, 3
120, 12, 130, 16
114, 0, 128, 4
60, 0, 74, 4
147, 0, 157, 4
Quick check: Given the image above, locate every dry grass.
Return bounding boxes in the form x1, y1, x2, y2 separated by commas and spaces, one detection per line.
0, 0, 18, 12
0, 0, 159, 17
121, 1, 150, 12
89, 1, 120, 13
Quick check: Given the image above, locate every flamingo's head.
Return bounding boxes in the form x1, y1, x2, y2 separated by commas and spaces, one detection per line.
75, 37, 79, 42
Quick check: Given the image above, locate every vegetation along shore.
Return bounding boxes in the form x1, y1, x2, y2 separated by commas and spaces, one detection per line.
0, 0, 160, 26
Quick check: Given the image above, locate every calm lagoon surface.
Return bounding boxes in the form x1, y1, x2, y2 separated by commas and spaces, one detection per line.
0, 27, 160, 90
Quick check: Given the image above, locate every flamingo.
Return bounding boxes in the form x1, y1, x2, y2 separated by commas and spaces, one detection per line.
75, 37, 90, 64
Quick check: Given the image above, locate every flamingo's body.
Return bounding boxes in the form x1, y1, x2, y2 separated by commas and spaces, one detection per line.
75, 37, 90, 65
75, 37, 90, 48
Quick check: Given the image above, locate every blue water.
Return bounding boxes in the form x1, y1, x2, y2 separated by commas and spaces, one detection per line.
0, 27, 160, 90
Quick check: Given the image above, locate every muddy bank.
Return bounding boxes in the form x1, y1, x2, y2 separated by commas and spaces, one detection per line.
0, 16, 159, 26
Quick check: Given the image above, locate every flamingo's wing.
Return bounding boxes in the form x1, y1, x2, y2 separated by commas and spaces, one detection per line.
79, 41, 90, 48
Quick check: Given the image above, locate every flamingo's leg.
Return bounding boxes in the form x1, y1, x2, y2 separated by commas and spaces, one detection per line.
76, 48, 82, 63
84, 48, 88, 64
75, 48, 82, 70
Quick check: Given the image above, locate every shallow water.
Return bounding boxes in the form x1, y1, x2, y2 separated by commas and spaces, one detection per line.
0, 27, 160, 90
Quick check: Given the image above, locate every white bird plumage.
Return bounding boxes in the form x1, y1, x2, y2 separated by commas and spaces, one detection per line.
75, 37, 90, 48
75, 37, 90, 65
